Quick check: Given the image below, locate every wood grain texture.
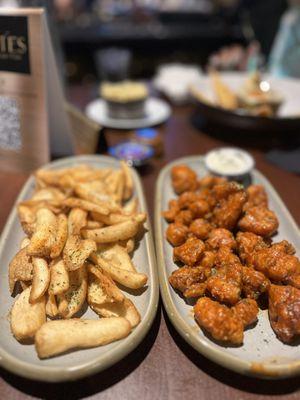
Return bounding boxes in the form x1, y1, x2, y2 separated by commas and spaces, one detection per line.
0, 83, 299, 399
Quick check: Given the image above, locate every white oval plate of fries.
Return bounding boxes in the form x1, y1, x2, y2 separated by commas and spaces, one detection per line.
0, 155, 158, 382
155, 155, 300, 379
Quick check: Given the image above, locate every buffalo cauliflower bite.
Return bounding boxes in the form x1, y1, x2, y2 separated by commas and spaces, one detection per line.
163, 199, 180, 222
232, 298, 259, 326
236, 231, 268, 267
174, 209, 194, 226
198, 175, 227, 189
169, 265, 211, 296
254, 243, 300, 285
206, 228, 236, 251
242, 266, 270, 299
213, 191, 247, 230
243, 184, 268, 211
189, 219, 212, 240
188, 199, 210, 218
166, 223, 189, 247
173, 237, 205, 266
238, 206, 279, 237
194, 297, 244, 344
269, 285, 300, 343
194, 297, 258, 345
171, 165, 198, 194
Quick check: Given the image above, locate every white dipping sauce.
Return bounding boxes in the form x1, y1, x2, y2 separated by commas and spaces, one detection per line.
205, 147, 254, 177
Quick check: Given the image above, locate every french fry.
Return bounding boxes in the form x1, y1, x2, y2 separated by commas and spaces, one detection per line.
30, 258, 50, 303
17, 204, 36, 236
35, 168, 67, 187
121, 161, 133, 201
91, 212, 132, 226
105, 170, 120, 195
91, 298, 141, 328
63, 235, 97, 271
46, 293, 58, 318
31, 188, 65, 202
98, 244, 137, 272
87, 263, 124, 305
115, 170, 125, 204
20, 281, 31, 291
68, 208, 87, 236
82, 218, 140, 243
86, 220, 103, 229
11, 287, 46, 341
90, 253, 147, 289
19, 199, 63, 214
57, 264, 87, 318
74, 181, 120, 212
210, 70, 238, 110
50, 214, 68, 259
63, 197, 110, 216
49, 259, 69, 295
35, 318, 131, 358
27, 208, 57, 258
122, 197, 138, 215
8, 247, 33, 293
124, 239, 135, 254
20, 237, 30, 249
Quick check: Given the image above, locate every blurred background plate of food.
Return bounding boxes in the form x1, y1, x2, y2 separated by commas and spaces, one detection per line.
153, 63, 203, 104
101, 81, 149, 120
86, 95, 171, 129
190, 71, 300, 133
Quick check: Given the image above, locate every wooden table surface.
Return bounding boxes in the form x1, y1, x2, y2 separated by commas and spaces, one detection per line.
0, 84, 300, 400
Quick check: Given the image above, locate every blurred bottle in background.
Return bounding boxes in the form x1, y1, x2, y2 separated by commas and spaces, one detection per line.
269, 0, 300, 78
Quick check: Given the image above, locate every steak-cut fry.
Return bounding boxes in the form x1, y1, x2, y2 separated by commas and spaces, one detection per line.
20, 281, 31, 291
9, 247, 33, 293
11, 287, 46, 341
27, 208, 57, 257
115, 170, 125, 204
50, 214, 68, 259
63, 197, 110, 216
17, 204, 35, 236
30, 258, 50, 303
49, 259, 69, 295
98, 244, 137, 272
86, 220, 103, 229
90, 253, 147, 289
82, 218, 140, 243
88, 263, 124, 304
68, 208, 87, 236
91, 212, 132, 226
46, 293, 58, 318
123, 197, 138, 215
124, 239, 135, 254
121, 161, 134, 201
31, 187, 65, 202
35, 317, 131, 359
57, 265, 87, 318
74, 183, 120, 212
35, 168, 67, 187
91, 298, 141, 328
63, 235, 97, 271
20, 237, 31, 249
210, 70, 238, 110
